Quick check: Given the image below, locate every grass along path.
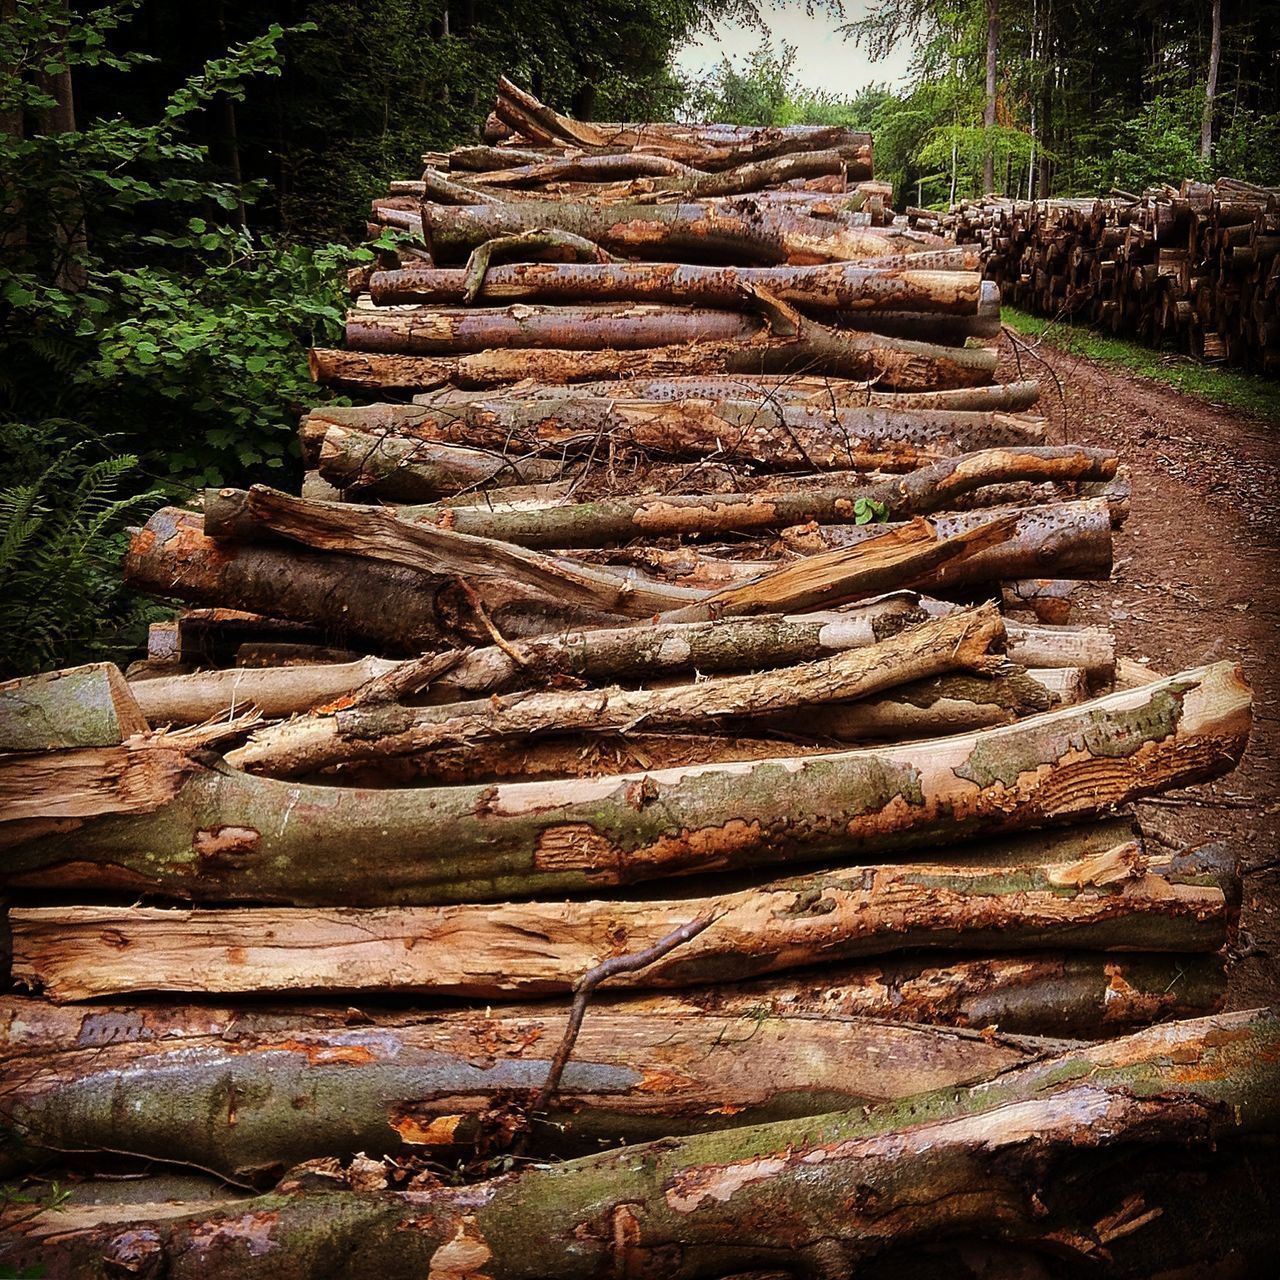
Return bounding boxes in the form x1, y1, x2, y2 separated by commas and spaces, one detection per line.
999, 306, 1280, 423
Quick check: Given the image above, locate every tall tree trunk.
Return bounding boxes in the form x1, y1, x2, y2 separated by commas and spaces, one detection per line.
1201, 0, 1223, 161
983, 0, 999, 194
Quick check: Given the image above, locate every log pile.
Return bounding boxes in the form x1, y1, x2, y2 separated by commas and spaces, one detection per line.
915, 178, 1280, 371
1, 81, 1274, 1280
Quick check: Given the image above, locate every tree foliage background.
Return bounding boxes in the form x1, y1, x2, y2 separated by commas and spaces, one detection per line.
0, 0, 1275, 675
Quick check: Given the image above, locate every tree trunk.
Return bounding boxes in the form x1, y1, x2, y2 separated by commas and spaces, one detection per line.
121, 509, 633, 654
381, 447, 1115, 548
6, 840, 1235, 1001
6, 1010, 1276, 1279
127, 600, 927, 726
310, 311, 999, 393
222, 605, 1004, 777
984, 0, 999, 194
0, 662, 1251, 905
421, 201, 940, 268
0, 993, 1071, 1183
304, 397, 1042, 478
780, 498, 1114, 588
1201, 0, 1222, 160
368, 261, 982, 313
0, 663, 147, 749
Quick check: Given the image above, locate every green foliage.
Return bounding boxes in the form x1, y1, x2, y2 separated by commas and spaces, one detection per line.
853, 497, 890, 525
681, 39, 796, 125
0, 1177, 71, 1276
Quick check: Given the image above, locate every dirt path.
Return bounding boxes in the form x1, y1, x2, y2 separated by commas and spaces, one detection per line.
995, 333, 1280, 1009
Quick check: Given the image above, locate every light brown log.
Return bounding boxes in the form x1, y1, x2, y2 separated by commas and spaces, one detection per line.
223, 605, 1004, 777
0, 662, 1251, 906
0, 994, 1070, 1181
389, 446, 1115, 548
0, 663, 148, 749
127, 600, 927, 726
5, 841, 1234, 1001
369, 261, 983, 312
7, 1010, 1277, 1280
309, 310, 999, 393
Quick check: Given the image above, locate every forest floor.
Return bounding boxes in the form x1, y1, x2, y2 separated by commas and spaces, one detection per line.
994, 330, 1280, 1011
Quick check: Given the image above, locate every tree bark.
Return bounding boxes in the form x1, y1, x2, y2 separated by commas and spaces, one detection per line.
421, 201, 941, 269
369, 261, 982, 313
127, 600, 927, 726
5, 1010, 1276, 1280
984, 0, 1000, 194
0, 994, 1070, 1183
222, 606, 1004, 778
310, 311, 999, 393
1201, 0, 1222, 160
121, 509, 633, 654
382, 446, 1113, 548
780, 498, 1114, 588
0, 663, 147, 749
0, 662, 1251, 905
305, 397, 1043, 477
6, 840, 1235, 1002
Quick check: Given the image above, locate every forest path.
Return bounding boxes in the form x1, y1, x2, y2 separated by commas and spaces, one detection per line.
994, 332, 1280, 1010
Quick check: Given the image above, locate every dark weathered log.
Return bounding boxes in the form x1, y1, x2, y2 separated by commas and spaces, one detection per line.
310, 310, 999, 393
6, 1010, 1276, 1280
346, 302, 760, 354
128, 600, 927, 725
0, 662, 147, 749
121, 509, 632, 654
392, 446, 1115, 547
0, 994, 1071, 1182
422, 201, 943, 268
223, 605, 1004, 777
781, 499, 1115, 587
369, 261, 983, 312
6, 840, 1235, 1001
0, 662, 1251, 905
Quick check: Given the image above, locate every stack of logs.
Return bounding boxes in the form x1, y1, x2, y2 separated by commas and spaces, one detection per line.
914, 178, 1279, 371
1, 80, 1276, 1280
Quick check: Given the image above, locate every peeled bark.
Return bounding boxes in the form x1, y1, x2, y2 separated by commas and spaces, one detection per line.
122, 509, 635, 653
306, 398, 1043, 485
0, 662, 1251, 906
369, 261, 982, 312
781, 499, 1114, 588
6, 840, 1234, 1002
0, 994, 1071, 1182
8, 1009, 1277, 1280
0, 662, 147, 749
127, 600, 927, 726
422, 201, 942, 268
392, 447, 1115, 548
223, 605, 1004, 778
310, 312, 998, 393
1003, 619, 1114, 681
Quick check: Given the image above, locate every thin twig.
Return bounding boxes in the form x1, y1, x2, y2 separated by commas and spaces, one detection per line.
530, 913, 719, 1117
456, 577, 532, 670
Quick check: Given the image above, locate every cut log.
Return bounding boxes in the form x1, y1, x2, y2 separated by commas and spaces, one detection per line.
5, 1010, 1277, 1280
310, 312, 999, 393
0, 663, 148, 749
780, 499, 1114, 587
222, 605, 1004, 777
127, 599, 927, 726
422, 201, 929, 268
346, 301, 760, 354
0, 994, 1071, 1182
1002, 619, 1115, 681
391, 447, 1116, 547
5, 840, 1235, 1001
304, 397, 1044, 477
0, 663, 1249, 904
369, 261, 983, 313
202, 487, 697, 618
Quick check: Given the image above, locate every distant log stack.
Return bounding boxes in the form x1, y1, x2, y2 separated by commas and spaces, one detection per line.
2, 78, 1272, 1279
915, 178, 1279, 371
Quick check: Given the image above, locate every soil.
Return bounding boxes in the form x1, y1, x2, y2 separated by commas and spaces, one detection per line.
995, 331, 1280, 1010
